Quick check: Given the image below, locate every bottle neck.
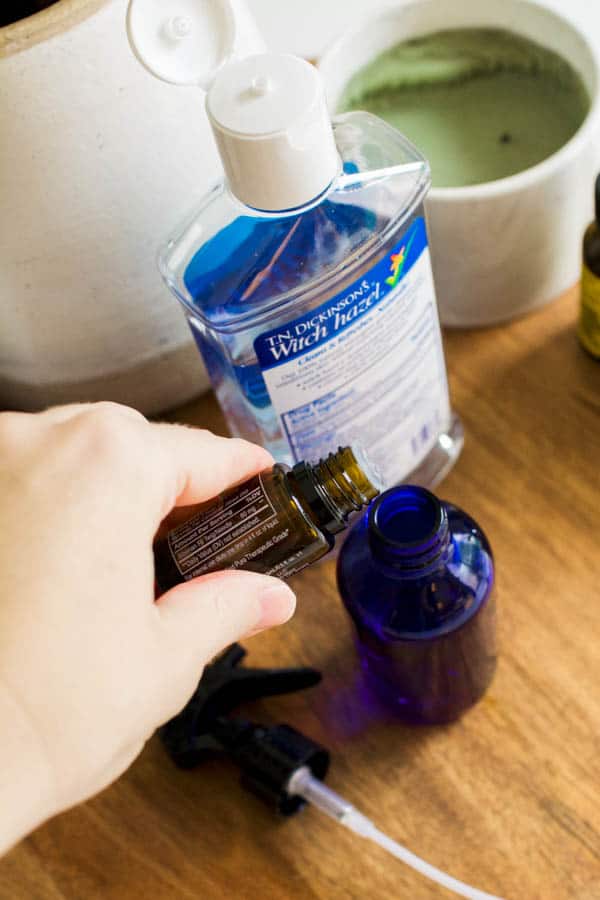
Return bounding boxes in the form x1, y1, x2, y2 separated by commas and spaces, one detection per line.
368, 486, 450, 575
290, 447, 380, 535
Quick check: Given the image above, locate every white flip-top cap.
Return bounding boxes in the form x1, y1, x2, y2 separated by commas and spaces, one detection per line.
127, 0, 265, 87
127, 0, 339, 211
207, 53, 339, 211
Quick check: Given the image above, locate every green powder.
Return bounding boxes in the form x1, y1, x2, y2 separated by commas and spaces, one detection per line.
338, 28, 590, 188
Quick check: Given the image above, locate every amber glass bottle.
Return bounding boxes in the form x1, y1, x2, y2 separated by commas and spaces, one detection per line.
578, 173, 600, 359
154, 447, 380, 593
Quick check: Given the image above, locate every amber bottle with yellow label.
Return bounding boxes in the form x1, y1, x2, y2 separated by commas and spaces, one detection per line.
578, 174, 600, 358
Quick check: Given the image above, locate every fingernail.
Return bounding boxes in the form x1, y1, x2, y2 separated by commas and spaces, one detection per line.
253, 581, 296, 633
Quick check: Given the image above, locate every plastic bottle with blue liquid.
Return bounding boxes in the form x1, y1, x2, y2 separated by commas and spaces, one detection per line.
127, 0, 462, 489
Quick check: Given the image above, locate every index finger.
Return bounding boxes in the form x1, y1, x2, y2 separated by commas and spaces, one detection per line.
148, 423, 274, 521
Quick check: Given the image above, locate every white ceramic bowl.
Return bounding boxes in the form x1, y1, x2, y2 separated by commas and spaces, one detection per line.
319, 0, 600, 327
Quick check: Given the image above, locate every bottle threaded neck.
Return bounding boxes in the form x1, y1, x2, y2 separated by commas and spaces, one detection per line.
291, 446, 381, 535
368, 486, 450, 572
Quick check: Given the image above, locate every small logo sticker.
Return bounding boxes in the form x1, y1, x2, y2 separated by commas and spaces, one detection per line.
385, 230, 417, 288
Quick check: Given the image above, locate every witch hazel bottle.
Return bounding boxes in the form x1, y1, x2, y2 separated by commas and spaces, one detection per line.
127, 0, 463, 489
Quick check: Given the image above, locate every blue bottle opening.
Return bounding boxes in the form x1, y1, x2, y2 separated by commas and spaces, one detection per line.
368, 486, 448, 570
370, 487, 442, 545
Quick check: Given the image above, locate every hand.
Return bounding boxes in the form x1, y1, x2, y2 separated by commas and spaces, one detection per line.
0, 402, 296, 852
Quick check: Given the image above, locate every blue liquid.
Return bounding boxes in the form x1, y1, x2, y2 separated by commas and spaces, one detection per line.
183, 194, 380, 455
337, 488, 496, 724
184, 197, 377, 328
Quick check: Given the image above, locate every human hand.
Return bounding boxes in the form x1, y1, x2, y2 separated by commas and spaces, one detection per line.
0, 403, 296, 852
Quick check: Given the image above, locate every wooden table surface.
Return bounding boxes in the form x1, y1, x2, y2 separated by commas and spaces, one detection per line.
2, 288, 600, 900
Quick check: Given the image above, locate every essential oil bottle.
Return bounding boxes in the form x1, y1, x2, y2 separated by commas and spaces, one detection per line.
578, 172, 600, 358
126, 1, 463, 491
154, 447, 380, 592
337, 486, 496, 724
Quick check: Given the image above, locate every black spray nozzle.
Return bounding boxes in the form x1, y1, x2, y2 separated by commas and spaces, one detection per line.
159, 644, 329, 815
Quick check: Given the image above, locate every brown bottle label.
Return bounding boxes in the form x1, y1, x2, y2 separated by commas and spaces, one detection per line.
167, 475, 289, 579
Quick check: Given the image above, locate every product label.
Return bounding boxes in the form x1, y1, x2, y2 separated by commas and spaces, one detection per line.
254, 217, 450, 486
168, 475, 285, 579
579, 264, 600, 357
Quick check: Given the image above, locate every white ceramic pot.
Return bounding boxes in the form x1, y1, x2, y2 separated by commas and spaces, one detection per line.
319, 0, 600, 327
0, 0, 259, 413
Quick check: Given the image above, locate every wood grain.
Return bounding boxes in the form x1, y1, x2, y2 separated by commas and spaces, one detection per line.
2, 287, 600, 899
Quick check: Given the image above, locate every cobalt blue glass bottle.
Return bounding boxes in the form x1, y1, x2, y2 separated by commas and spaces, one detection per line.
337, 486, 496, 724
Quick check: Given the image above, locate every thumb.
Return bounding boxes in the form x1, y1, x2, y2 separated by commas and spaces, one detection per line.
157, 569, 296, 667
